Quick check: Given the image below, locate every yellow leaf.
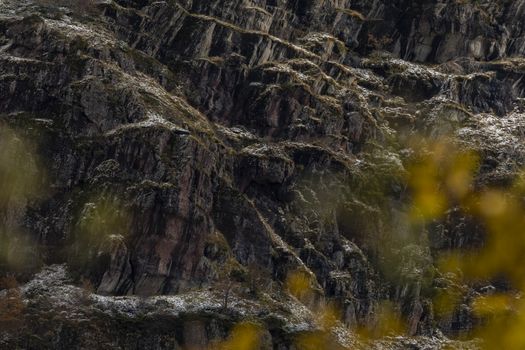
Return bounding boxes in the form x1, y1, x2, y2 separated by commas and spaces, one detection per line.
218, 323, 262, 350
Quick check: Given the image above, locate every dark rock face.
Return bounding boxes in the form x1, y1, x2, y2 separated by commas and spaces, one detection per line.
358, 0, 525, 63
0, 0, 524, 348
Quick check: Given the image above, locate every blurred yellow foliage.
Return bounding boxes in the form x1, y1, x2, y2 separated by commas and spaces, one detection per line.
214, 322, 262, 350
0, 127, 43, 207
285, 270, 347, 348
471, 295, 525, 350
78, 195, 130, 243
317, 302, 341, 330
295, 332, 332, 350
433, 285, 463, 318
356, 301, 406, 340
0, 126, 44, 271
472, 294, 512, 317
285, 269, 315, 303
445, 152, 479, 200
407, 137, 525, 349
407, 139, 478, 222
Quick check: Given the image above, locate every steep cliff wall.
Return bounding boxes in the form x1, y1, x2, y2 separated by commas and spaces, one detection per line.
0, 0, 524, 348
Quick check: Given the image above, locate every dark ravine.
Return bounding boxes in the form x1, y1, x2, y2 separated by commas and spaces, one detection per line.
0, 0, 524, 349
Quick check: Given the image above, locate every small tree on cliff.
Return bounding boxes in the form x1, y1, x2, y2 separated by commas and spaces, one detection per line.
217, 268, 235, 312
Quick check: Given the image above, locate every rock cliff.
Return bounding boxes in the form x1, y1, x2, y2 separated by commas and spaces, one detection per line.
0, 0, 524, 348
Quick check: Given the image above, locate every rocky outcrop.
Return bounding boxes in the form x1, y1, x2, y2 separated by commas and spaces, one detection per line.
0, 0, 524, 348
